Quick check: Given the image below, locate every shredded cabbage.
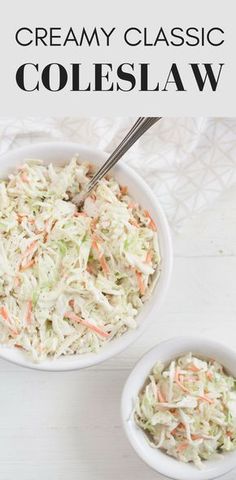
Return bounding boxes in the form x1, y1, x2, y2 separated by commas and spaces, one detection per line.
134, 353, 236, 468
0, 157, 160, 361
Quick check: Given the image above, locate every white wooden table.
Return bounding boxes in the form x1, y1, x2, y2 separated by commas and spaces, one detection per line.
0, 187, 236, 480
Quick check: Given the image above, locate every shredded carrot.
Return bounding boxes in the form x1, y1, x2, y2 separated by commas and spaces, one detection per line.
198, 394, 214, 405
20, 259, 36, 272
43, 219, 57, 243
191, 434, 203, 440
43, 233, 49, 243
120, 185, 128, 195
0, 306, 9, 322
129, 219, 140, 228
176, 442, 189, 452
187, 364, 200, 372
145, 250, 153, 264
20, 171, 29, 183
42, 221, 49, 242
18, 213, 35, 225
206, 371, 213, 380
74, 211, 88, 217
21, 240, 38, 260
68, 299, 75, 309
158, 390, 166, 403
34, 227, 44, 235
135, 271, 145, 295
25, 300, 33, 325
92, 239, 100, 253
50, 220, 57, 231
144, 210, 157, 231
9, 329, 19, 337
0, 308, 17, 335
86, 264, 96, 275
44, 219, 50, 233
14, 276, 20, 288
91, 236, 109, 274
178, 383, 191, 394
17, 213, 27, 224
128, 202, 136, 209
175, 369, 191, 394
65, 311, 109, 338
93, 233, 103, 243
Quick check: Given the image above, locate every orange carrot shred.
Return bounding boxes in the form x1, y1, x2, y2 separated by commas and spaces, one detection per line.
136, 271, 145, 295
191, 434, 203, 440
74, 211, 88, 217
92, 239, 100, 253
14, 277, 20, 288
128, 202, 136, 209
86, 264, 96, 275
158, 390, 166, 403
129, 219, 139, 228
144, 210, 157, 231
175, 369, 191, 394
25, 300, 33, 325
9, 329, 19, 337
0, 306, 9, 322
176, 442, 189, 453
187, 364, 200, 372
120, 185, 128, 195
20, 171, 29, 183
93, 233, 103, 243
65, 311, 109, 338
20, 259, 36, 272
198, 394, 214, 404
21, 240, 38, 262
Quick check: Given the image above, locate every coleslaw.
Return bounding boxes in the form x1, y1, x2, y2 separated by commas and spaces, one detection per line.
134, 353, 236, 468
0, 157, 160, 361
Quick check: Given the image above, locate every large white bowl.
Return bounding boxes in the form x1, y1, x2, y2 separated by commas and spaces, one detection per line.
121, 336, 236, 480
0, 142, 172, 371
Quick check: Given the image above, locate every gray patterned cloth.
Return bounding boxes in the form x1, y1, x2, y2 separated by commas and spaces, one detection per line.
0, 117, 235, 230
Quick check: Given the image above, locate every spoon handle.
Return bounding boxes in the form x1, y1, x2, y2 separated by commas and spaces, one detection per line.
73, 117, 161, 206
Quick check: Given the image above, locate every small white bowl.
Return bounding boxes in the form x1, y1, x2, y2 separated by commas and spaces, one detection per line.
0, 142, 172, 371
121, 336, 236, 480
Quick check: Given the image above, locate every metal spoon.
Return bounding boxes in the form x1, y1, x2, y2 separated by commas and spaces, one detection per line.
73, 117, 162, 208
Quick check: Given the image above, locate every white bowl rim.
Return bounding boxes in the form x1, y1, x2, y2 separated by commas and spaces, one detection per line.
0, 141, 173, 371
121, 336, 236, 480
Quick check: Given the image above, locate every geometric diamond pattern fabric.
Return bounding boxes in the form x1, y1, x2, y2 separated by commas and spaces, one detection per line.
0, 117, 235, 230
